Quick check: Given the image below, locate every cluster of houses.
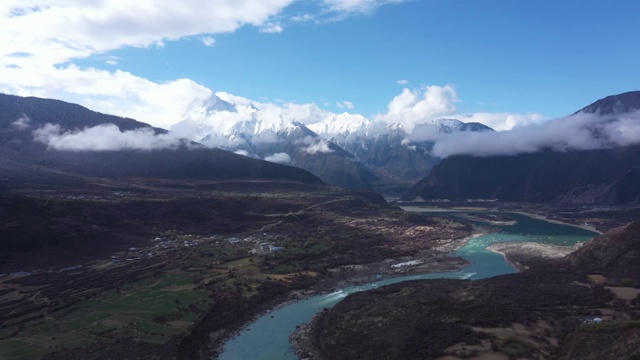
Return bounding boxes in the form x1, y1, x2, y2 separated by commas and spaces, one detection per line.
249, 242, 283, 255
226, 233, 287, 254
0, 232, 287, 279
110, 237, 203, 263
106, 232, 284, 265
224, 233, 283, 255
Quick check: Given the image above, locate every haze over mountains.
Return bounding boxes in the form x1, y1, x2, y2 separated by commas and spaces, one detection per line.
0, 94, 322, 192
1, 92, 494, 193
2, 90, 640, 205
172, 94, 493, 190
405, 91, 640, 204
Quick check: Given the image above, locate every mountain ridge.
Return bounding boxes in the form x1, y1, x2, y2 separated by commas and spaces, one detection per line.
0, 93, 324, 190
175, 94, 495, 192
404, 91, 640, 204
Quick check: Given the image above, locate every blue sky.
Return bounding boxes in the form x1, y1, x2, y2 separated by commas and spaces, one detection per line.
1, 0, 639, 130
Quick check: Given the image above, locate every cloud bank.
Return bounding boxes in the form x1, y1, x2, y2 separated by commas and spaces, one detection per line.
264, 152, 292, 164
373, 85, 544, 132
32, 123, 185, 151
0, 2, 543, 136
322, 0, 407, 15
431, 111, 640, 158
0, 1, 297, 65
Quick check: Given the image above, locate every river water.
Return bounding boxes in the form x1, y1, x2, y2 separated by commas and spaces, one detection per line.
218, 212, 596, 360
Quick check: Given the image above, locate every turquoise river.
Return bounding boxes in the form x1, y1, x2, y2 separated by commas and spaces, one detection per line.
218, 212, 597, 360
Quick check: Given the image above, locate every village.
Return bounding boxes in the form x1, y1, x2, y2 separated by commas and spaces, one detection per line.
0, 231, 285, 280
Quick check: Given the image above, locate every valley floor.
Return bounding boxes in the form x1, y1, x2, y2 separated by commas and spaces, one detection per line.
0, 183, 477, 360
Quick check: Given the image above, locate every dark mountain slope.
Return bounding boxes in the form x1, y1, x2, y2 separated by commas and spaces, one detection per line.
576, 90, 640, 115
566, 219, 640, 281
178, 95, 378, 190
404, 146, 640, 204
404, 92, 640, 204
308, 220, 640, 360
0, 94, 322, 188
331, 121, 494, 194
310, 269, 611, 360
251, 127, 379, 191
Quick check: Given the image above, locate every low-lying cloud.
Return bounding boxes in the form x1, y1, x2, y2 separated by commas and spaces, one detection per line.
431, 111, 640, 158
32, 123, 185, 151
264, 152, 292, 164
304, 140, 334, 154
11, 114, 31, 130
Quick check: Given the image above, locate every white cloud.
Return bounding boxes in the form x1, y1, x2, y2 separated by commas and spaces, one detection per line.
11, 114, 31, 130
373, 85, 546, 133
216, 91, 333, 125
461, 112, 546, 131
375, 85, 459, 131
104, 56, 120, 65
264, 152, 291, 164
336, 100, 354, 109
32, 123, 185, 151
0, 63, 212, 130
200, 36, 216, 47
259, 22, 284, 33
0, 1, 303, 130
235, 149, 250, 156
0, 0, 415, 135
430, 111, 640, 158
322, 0, 406, 14
305, 140, 334, 154
0, 1, 296, 66
397, 79, 409, 85
291, 14, 315, 22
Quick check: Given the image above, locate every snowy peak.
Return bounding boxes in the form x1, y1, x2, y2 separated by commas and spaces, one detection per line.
174, 94, 315, 147
184, 94, 237, 116
310, 115, 494, 143
308, 113, 389, 143
423, 118, 493, 134
309, 113, 369, 136
426, 118, 466, 133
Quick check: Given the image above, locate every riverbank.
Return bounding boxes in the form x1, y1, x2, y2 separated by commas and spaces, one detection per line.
215, 254, 472, 358
287, 212, 600, 360
486, 241, 584, 272
400, 205, 604, 234
511, 211, 603, 234
453, 213, 517, 226
284, 226, 495, 360
216, 224, 490, 359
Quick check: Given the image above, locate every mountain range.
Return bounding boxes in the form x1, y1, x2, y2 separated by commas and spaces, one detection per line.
0, 94, 322, 192
3, 90, 640, 205
172, 94, 493, 191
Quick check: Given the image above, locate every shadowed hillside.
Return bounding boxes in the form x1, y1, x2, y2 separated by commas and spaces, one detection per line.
567, 219, 640, 282
0, 94, 323, 190
404, 91, 640, 204
308, 219, 640, 360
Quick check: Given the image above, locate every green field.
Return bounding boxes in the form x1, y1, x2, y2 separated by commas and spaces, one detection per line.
0, 271, 208, 360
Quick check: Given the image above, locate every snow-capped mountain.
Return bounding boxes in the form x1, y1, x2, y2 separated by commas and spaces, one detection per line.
310, 116, 494, 190
173, 94, 494, 193
308, 113, 386, 140
172, 95, 378, 190
425, 118, 491, 133
173, 95, 300, 149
